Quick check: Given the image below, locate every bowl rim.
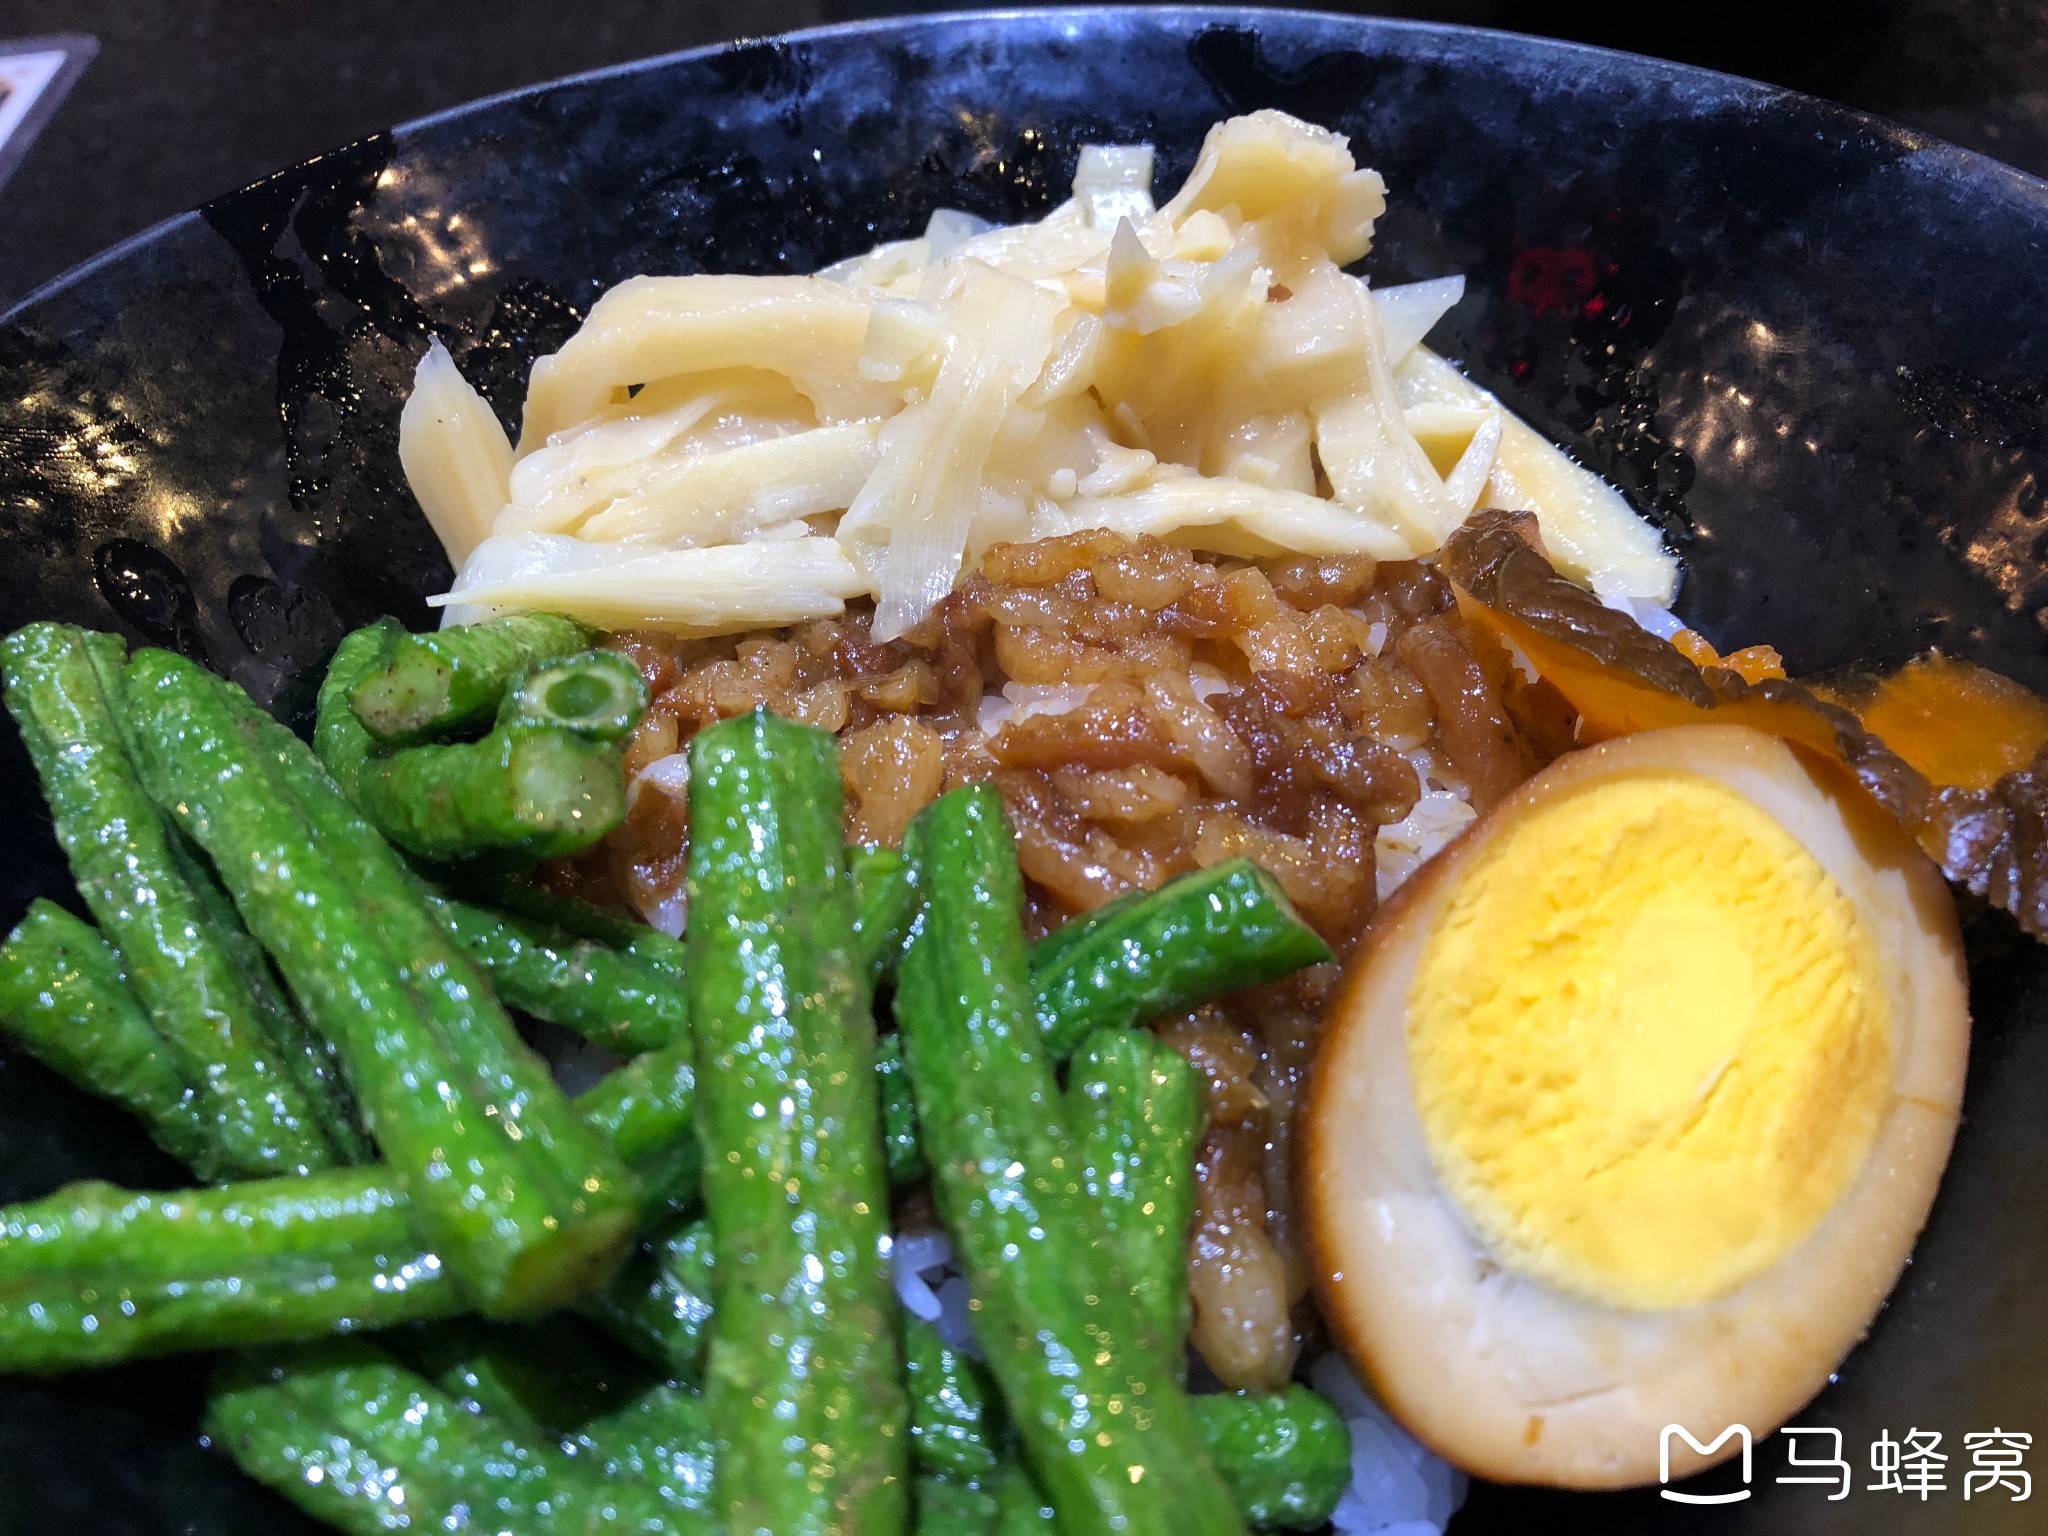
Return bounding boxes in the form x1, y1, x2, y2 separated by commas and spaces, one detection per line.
9, 4, 2048, 325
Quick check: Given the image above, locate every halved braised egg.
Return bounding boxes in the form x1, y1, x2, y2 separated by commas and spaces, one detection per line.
1301, 723, 1969, 1487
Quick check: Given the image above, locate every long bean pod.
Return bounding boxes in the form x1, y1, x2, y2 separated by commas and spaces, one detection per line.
428, 894, 686, 1053
875, 1032, 927, 1188
883, 865, 1325, 1185
571, 1382, 719, 1526
501, 648, 648, 740
874, 1291, 1350, 1531
579, 1215, 716, 1383
1187, 1390, 1352, 1531
450, 847, 897, 1149
366, 712, 631, 864
687, 708, 907, 1536
469, 852, 1274, 1211
227, 654, 646, 1295
127, 648, 634, 1316
6, 1163, 1338, 1530
1, 623, 339, 1176
0, 1044, 697, 1372
0, 1172, 457, 1371
356, 648, 643, 862
918, 1476, 1001, 1536
899, 1337, 1351, 1531
990, 1463, 1061, 1532
235, 1341, 1321, 1536
1030, 860, 1330, 1062
915, 1462, 1059, 1533
454, 873, 688, 969
313, 618, 405, 804
348, 611, 594, 745
895, 785, 1242, 1536
207, 1344, 679, 1536
76, 631, 368, 1161
571, 1038, 702, 1213
905, 1316, 1004, 1486
897, 1329, 1352, 1532
909, 1294, 1351, 1532
320, 621, 634, 864
1068, 1026, 1203, 1364
164, 831, 373, 1164
407, 1315, 644, 1437
0, 900, 215, 1172
851, 842, 917, 986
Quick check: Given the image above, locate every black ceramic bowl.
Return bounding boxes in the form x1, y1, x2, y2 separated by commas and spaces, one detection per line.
2, 8, 2045, 1532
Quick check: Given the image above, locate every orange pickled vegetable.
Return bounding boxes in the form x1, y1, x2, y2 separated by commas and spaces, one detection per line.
1672, 628, 1786, 684
1439, 510, 2048, 939
1450, 587, 1842, 759
1818, 653, 2048, 792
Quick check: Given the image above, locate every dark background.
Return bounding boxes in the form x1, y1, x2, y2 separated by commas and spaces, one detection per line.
0, 0, 2038, 311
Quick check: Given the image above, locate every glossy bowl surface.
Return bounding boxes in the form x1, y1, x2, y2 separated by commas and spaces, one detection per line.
2, 9, 2045, 1531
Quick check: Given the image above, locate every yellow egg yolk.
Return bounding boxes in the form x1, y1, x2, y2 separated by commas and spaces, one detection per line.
1406, 769, 1893, 1311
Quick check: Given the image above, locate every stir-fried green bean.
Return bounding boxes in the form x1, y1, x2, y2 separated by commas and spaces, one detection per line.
407, 1316, 644, 1437
127, 648, 635, 1316
355, 700, 633, 864
100, 634, 367, 1168
0, 901, 214, 1172
319, 620, 635, 865
883, 860, 1326, 1187
905, 1316, 1005, 1486
1068, 1026, 1203, 1366
852, 842, 917, 985
500, 649, 648, 740
0, 1036, 698, 1372
467, 839, 869, 1006
348, 611, 594, 746
990, 1463, 1061, 1532
172, 830, 374, 1166
2, 623, 341, 1176
571, 1038, 702, 1216
1031, 860, 1330, 1062
571, 1382, 719, 1526
579, 1215, 716, 1384
876, 1031, 927, 1188
207, 1344, 682, 1536
1189, 1389, 1353, 1530
895, 785, 1242, 1536
2, 622, 1358, 1536
918, 1475, 1002, 1536
686, 709, 907, 1536
455, 872, 686, 964
0, 1172, 457, 1370
428, 893, 687, 1054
